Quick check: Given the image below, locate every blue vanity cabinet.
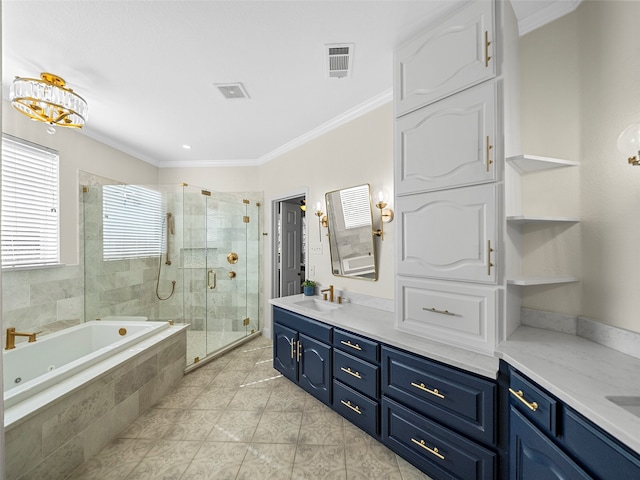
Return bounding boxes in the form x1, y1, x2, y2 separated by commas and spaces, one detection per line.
507, 365, 640, 480
332, 329, 381, 437
272, 306, 333, 406
381, 346, 498, 480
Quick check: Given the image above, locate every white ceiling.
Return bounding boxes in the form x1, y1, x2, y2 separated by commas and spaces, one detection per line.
2, 0, 580, 168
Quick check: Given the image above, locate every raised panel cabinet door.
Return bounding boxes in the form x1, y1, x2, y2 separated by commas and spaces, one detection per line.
396, 183, 498, 284
395, 0, 495, 116
510, 407, 591, 480
298, 333, 332, 406
396, 82, 498, 196
273, 323, 298, 382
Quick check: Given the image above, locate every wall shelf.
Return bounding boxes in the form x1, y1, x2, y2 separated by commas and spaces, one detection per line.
507, 215, 580, 225
507, 154, 579, 174
507, 276, 579, 286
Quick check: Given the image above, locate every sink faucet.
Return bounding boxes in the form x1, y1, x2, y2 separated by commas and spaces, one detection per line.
320, 285, 334, 302
5, 327, 39, 350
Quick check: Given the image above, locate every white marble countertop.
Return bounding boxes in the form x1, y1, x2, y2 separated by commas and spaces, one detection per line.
497, 326, 640, 455
270, 294, 500, 379
270, 295, 640, 455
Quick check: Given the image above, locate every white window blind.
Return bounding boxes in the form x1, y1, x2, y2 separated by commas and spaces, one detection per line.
102, 185, 163, 260
1, 134, 60, 268
340, 185, 371, 229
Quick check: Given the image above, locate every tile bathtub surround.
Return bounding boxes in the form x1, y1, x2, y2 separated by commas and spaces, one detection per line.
67, 335, 434, 480
5, 329, 186, 480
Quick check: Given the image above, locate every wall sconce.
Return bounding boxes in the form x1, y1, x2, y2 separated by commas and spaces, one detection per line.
618, 122, 640, 165
373, 190, 394, 241
315, 201, 327, 241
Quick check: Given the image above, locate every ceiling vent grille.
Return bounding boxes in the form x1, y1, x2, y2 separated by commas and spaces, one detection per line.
325, 44, 354, 79
214, 83, 249, 99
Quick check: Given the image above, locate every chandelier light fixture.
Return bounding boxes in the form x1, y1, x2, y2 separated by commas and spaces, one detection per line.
10, 72, 88, 133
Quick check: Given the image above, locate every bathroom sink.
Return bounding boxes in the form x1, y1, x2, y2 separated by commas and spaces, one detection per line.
605, 396, 640, 418
294, 298, 342, 313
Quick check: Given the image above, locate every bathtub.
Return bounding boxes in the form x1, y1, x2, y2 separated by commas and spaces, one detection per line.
3, 320, 169, 409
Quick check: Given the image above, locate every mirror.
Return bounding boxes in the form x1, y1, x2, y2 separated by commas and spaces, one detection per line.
325, 184, 377, 281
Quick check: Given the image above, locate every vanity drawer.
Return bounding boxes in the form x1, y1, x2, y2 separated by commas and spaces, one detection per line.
509, 368, 558, 436
382, 346, 496, 446
273, 306, 332, 344
333, 328, 379, 363
382, 397, 496, 480
333, 380, 379, 438
397, 277, 497, 354
333, 349, 379, 399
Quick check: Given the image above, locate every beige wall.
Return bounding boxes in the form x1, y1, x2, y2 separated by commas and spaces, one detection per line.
260, 103, 395, 332
158, 165, 261, 192
2, 101, 159, 265
520, 0, 640, 332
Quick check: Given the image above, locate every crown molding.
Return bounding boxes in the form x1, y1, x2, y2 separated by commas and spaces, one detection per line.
517, 0, 581, 36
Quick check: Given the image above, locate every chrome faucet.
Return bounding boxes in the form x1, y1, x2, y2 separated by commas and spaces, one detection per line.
5, 327, 39, 350
320, 285, 334, 302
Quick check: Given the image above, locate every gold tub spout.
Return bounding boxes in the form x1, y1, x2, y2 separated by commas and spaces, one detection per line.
5, 327, 40, 350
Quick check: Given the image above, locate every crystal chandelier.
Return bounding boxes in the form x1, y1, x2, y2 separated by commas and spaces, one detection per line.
10, 72, 88, 131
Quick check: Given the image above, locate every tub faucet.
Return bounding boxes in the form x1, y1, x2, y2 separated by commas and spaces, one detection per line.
321, 285, 334, 302
5, 327, 39, 350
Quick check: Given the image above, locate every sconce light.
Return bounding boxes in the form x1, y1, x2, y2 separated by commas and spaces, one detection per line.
618, 122, 640, 166
315, 201, 326, 242
373, 190, 394, 241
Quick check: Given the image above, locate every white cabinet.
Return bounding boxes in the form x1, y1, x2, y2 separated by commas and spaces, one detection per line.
395, 0, 495, 117
396, 183, 498, 284
395, 81, 498, 195
396, 276, 497, 354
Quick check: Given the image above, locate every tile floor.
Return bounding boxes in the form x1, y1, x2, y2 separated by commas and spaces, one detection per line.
67, 335, 433, 480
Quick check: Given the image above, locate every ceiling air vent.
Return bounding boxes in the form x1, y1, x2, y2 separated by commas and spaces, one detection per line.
214, 82, 250, 99
325, 44, 354, 79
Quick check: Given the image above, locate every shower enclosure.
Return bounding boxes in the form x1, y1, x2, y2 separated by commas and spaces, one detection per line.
83, 182, 262, 368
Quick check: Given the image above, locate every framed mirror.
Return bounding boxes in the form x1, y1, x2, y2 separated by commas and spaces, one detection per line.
325, 184, 377, 281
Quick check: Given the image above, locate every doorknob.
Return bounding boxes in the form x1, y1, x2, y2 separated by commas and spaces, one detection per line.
227, 252, 239, 264
228, 271, 236, 279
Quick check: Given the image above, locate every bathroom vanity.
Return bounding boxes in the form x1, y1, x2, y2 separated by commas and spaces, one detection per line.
270, 295, 640, 480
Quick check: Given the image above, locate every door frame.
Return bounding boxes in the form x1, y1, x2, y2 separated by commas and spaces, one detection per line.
271, 188, 308, 300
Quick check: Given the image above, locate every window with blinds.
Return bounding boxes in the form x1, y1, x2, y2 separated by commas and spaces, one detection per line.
1, 134, 60, 268
340, 185, 371, 229
102, 184, 163, 260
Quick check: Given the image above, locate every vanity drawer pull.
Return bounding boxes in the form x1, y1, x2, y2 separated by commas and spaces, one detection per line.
340, 340, 362, 351
340, 400, 362, 415
509, 388, 539, 412
411, 382, 445, 399
411, 438, 445, 460
340, 367, 362, 379
422, 307, 456, 316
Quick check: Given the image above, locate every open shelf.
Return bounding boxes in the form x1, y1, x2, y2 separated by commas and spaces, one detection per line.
507, 154, 579, 174
507, 276, 579, 286
507, 215, 580, 225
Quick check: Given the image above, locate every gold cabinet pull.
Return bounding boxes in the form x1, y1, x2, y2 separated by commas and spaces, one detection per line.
207, 270, 217, 289
411, 438, 445, 460
422, 307, 455, 316
297, 340, 302, 361
509, 388, 539, 412
411, 382, 445, 399
487, 240, 494, 276
290, 338, 295, 359
484, 31, 492, 67
340, 367, 362, 379
340, 340, 362, 351
340, 400, 362, 415
486, 136, 493, 172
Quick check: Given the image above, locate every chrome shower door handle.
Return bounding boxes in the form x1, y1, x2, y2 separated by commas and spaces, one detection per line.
207, 270, 217, 289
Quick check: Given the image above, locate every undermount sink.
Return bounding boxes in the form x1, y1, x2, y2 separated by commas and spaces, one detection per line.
605, 396, 640, 418
294, 298, 342, 312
